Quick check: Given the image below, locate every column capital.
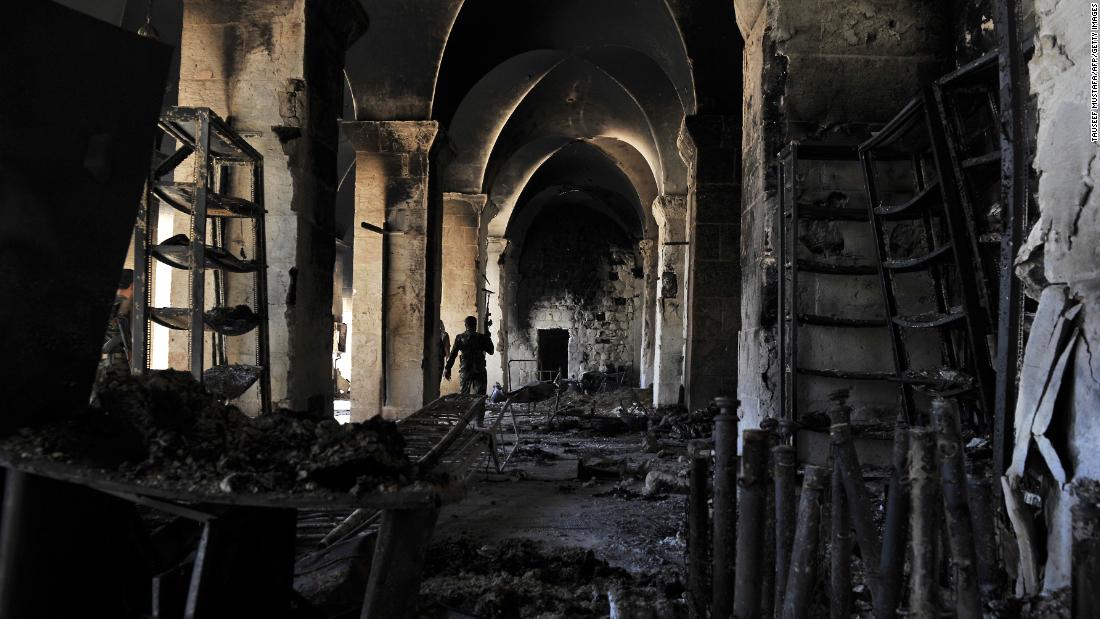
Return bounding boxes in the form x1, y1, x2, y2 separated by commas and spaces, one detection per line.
653, 194, 688, 226
340, 120, 440, 155
443, 192, 489, 214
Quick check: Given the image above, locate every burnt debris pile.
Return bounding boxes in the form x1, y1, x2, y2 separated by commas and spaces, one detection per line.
2, 370, 413, 495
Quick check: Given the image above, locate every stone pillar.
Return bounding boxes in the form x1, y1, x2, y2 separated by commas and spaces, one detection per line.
342, 120, 440, 420
439, 192, 486, 395
637, 238, 658, 387
653, 195, 690, 406
175, 0, 368, 415
483, 235, 508, 390
685, 115, 742, 410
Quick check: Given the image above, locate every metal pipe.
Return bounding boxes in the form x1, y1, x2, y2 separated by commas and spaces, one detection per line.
760, 436, 777, 619
932, 398, 981, 619
908, 427, 938, 618
1073, 493, 1100, 618
781, 465, 828, 619
712, 397, 739, 618
734, 430, 769, 618
831, 446, 851, 619
688, 439, 712, 618
773, 445, 797, 615
828, 389, 882, 597
874, 413, 909, 618
966, 467, 998, 597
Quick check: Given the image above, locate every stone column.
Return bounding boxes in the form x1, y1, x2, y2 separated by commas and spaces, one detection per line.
483, 235, 508, 390
653, 195, 690, 406
175, 0, 368, 415
637, 238, 658, 387
342, 120, 440, 420
685, 115, 742, 410
439, 192, 486, 395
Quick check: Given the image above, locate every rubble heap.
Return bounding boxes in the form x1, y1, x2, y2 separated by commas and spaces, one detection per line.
1, 370, 413, 496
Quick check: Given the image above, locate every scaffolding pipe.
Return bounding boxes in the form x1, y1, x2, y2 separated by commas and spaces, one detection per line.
828, 389, 881, 598
734, 430, 769, 618
781, 465, 828, 619
831, 445, 851, 619
909, 427, 938, 618
712, 397, 739, 618
966, 468, 997, 597
773, 445, 797, 615
687, 440, 712, 618
874, 414, 909, 619
760, 436, 777, 619
931, 398, 981, 618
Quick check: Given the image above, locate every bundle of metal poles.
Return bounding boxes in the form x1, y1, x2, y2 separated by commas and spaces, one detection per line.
687, 394, 997, 618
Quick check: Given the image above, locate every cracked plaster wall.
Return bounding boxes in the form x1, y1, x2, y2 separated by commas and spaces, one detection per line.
1025, 0, 1100, 593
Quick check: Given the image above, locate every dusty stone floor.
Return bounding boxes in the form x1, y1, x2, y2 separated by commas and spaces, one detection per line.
416, 391, 697, 618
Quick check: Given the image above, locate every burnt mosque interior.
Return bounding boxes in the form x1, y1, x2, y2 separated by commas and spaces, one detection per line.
3, 0, 1100, 617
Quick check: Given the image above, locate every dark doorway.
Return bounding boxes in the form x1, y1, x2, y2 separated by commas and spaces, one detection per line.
537, 329, 569, 380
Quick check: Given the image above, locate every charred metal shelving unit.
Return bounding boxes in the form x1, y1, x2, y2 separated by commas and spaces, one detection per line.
776, 143, 891, 429
859, 91, 996, 427
132, 107, 272, 415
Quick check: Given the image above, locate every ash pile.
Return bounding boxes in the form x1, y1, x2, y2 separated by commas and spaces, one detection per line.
1, 369, 413, 496
417, 538, 686, 618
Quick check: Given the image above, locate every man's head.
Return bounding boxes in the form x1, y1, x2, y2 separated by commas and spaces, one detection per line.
464, 316, 477, 331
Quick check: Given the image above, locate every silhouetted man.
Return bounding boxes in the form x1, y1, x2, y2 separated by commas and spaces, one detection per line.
444, 316, 494, 395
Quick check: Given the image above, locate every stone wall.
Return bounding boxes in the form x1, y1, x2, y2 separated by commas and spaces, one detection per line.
508, 205, 643, 385
736, 0, 949, 429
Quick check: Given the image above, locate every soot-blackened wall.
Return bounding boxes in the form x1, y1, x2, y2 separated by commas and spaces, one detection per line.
511, 205, 643, 384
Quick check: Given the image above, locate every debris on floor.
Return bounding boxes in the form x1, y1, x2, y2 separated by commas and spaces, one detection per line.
416, 538, 686, 619
0, 369, 414, 496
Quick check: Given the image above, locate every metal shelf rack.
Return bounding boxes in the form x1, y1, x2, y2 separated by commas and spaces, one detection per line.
132, 107, 272, 415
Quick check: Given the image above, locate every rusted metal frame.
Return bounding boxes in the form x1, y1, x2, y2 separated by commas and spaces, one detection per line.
913, 148, 959, 376
734, 430, 769, 618
252, 157, 272, 415
830, 442, 852, 619
931, 399, 981, 618
781, 465, 828, 619
859, 133, 916, 421
687, 440, 712, 618
712, 397, 739, 618
414, 398, 483, 471
132, 177, 155, 373
188, 111, 211, 381
992, 0, 1028, 493
361, 506, 440, 619
873, 414, 910, 618
154, 142, 194, 179
828, 392, 882, 599
773, 445, 797, 615
924, 91, 996, 425
931, 84, 998, 331
908, 427, 938, 618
